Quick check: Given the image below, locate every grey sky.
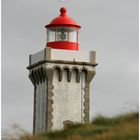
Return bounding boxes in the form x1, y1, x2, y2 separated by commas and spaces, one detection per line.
2, 0, 138, 134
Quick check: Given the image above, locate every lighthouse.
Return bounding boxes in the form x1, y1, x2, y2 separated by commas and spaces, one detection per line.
27, 7, 97, 134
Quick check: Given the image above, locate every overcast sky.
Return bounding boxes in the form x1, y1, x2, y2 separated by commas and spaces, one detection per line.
2, 0, 138, 134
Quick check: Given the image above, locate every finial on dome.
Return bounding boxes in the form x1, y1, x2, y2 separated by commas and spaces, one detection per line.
60, 7, 67, 16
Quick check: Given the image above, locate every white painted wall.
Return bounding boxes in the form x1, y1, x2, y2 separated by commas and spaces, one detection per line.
35, 82, 47, 133
52, 69, 86, 130
51, 49, 91, 62
30, 48, 95, 65
31, 50, 44, 65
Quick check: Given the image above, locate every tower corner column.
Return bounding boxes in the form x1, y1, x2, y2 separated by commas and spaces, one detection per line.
45, 68, 54, 131
83, 70, 96, 123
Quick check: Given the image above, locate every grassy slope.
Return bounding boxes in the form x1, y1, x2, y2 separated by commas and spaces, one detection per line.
20, 112, 138, 140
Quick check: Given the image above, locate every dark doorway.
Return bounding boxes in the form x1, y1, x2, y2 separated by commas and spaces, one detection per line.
63, 120, 73, 129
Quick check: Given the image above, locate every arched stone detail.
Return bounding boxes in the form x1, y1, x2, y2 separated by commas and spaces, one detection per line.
81, 67, 89, 72
35, 70, 40, 85
81, 67, 88, 82
52, 65, 62, 72
29, 67, 53, 85
32, 70, 39, 85
71, 66, 80, 83
29, 70, 36, 86
62, 66, 71, 71
53, 65, 62, 82
43, 67, 48, 80
71, 66, 80, 71
38, 68, 43, 83
40, 67, 46, 82
62, 66, 71, 82
68, 70, 72, 82
59, 69, 63, 82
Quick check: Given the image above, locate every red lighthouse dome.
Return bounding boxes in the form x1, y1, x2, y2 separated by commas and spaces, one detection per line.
45, 7, 81, 50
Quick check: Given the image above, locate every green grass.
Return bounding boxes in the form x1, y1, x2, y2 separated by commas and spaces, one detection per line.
7, 112, 139, 140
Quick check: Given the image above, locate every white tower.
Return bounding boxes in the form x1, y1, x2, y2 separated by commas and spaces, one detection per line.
27, 7, 97, 134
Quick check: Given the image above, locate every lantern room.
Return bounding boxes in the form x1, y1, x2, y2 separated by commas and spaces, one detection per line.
45, 7, 81, 50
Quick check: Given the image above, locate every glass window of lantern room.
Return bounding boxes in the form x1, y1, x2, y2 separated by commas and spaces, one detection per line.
68, 28, 78, 43
56, 27, 68, 42
47, 29, 55, 42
